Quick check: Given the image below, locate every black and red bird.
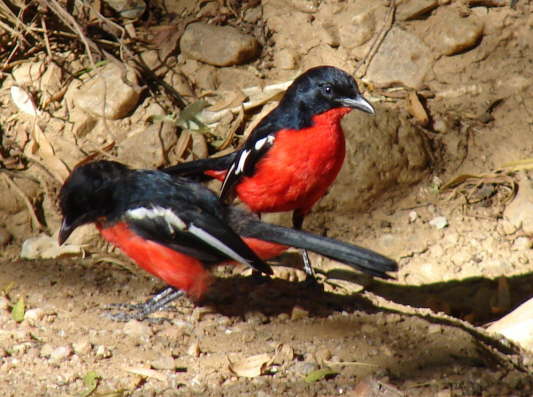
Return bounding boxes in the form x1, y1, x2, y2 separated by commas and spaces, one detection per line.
59, 161, 396, 320
163, 66, 375, 279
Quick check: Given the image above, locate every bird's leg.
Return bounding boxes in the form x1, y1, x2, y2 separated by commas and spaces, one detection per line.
292, 210, 319, 285
104, 286, 185, 322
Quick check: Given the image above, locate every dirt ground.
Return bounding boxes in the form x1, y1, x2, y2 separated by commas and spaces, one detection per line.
1, 1, 533, 396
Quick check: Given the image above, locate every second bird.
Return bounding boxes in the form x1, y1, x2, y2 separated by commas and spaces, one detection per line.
164, 66, 375, 280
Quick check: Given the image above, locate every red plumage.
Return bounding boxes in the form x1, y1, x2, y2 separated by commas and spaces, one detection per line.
236, 108, 349, 215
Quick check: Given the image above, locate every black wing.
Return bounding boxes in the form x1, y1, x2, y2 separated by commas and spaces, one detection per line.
219, 123, 277, 204
115, 172, 273, 275
162, 152, 238, 181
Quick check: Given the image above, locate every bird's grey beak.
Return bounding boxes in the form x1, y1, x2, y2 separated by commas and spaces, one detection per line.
340, 94, 375, 115
58, 218, 74, 245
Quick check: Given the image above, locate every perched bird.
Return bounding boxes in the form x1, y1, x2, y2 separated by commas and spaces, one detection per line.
59, 161, 396, 320
163, 66, 375, 280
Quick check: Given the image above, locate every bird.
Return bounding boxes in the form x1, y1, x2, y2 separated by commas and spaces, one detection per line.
163, 66, 375, 281
59, 160, 396, 320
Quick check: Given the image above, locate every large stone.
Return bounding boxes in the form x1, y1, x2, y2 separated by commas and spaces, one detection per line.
72, 63, 140, 119
396, 0, 439, 21
116, 123, 178, 168
366, 27, 433, 89
318, 105, 429, 212
423, 7, 484, 56
180, 22, 259, 67
487, 297, 533, 352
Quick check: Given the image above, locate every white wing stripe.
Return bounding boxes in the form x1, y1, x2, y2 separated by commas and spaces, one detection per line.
235, 149, 251, 174
127, 206, 187, 233
189, 223, 252, 266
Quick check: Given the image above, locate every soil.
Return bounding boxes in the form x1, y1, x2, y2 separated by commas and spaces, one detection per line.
1, 1, 533, 396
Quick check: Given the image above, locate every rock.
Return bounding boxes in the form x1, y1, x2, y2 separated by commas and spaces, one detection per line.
116, 123, 178, 168
69, 109, 97, 138
292, 361, 319, 376
12, 61, 45, 85
151, 355, 176, 370
318, 105, 429, 212
24, 308, 44, 325
95, 345, 112, 359
396, 0, 439, 21
50, 345, 72, 363
290, 306, 309, 321
104, 0, 146, 19
20, 234, 82, 260
72, 63, 140, 119
123, 319, 153, 339
72, 340, 92, 355
180, 22, 259, 67
366, 27, 432, 88
40, 344, 54, 358
337, 6, 377, 50
429, 216, 449, 229
423, 7, 484, 56
275, 48, 298, 70
0, 176, 40, 215
487, 297, 533, 352
40, 62, 63, 102
504, 178, 533, 235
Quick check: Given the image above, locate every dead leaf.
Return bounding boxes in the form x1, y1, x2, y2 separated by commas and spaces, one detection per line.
227, 353, 272, 377
123, 367, 167, 382
11, 86, 40, 116
208, 90, 247, 112
27, 124, 70, 182
20, 234, 83, 260
407, 91, 429, 126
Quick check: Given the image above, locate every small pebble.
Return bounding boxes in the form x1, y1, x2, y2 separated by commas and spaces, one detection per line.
408, 210, 418, 223
50, 345, 72, 363
95, 345, 112, 359
292, 361, 319, 376
72, 340, 92, 355
123, 319, 153, 339
429, 216, 448, 229
151, 355, 176, 370
290, 306, 309, 321
314, 347, 332, 363
40, 343, 54, 358
24, 308, 45, 325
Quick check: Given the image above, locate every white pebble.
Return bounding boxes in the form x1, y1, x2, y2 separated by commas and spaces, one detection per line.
50, 345, 72, 363
429, 216, 448, 229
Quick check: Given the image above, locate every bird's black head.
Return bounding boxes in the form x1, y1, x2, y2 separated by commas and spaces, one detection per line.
58, 160, 130, 244
275, 66, 374, 129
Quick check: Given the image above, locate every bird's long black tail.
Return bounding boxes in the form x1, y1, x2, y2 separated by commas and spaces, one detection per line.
162, 152, 238, 180
227, 208, 397, 279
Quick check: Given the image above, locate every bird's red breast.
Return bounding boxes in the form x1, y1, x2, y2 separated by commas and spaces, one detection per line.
96, 223, 290, 300
235, 107, 350, 214
97, 222, 213, 300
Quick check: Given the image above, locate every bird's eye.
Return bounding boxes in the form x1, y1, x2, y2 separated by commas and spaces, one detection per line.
323, 85, 333, 94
